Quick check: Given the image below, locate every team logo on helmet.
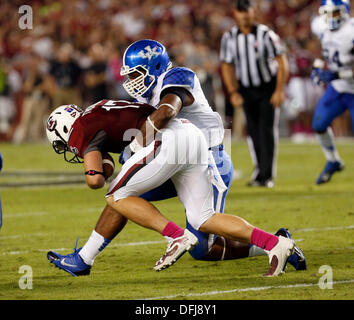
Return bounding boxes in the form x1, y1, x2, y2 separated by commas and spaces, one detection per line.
46, 117, 57, 132
138, 45, 162, 61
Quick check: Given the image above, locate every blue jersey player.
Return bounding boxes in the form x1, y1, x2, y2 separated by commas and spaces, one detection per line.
120, 39, 234, 260
311, 0, 354, 184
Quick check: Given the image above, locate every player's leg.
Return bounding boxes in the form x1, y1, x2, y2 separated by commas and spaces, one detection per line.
169, 158, 294, 276
186, 142, 271, 261
312, 84, 346, 184
258, 97, 279, 186
242, 99, 263, 184
47, 136, 192, 276
187, 146, 234, 260
76, 204, 128, 266
140, 179, 177, 201
105, 127, 204, 270
199, 214, 295, 276
111, 137, 195, 236
343, 92, 354, 134
47, 203, 129, 276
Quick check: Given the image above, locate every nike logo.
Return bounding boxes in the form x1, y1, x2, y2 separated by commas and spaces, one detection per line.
60, 258, 76, 268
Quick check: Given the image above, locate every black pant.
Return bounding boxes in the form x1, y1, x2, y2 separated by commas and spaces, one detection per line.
240, 80, 278, 182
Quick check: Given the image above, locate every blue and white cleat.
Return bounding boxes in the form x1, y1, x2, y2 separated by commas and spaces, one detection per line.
275, 228, 307, 271
316, 160, 344, 185
47, 239, 91, 276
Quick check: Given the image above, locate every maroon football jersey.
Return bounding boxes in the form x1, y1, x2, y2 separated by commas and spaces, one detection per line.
68, 99, 155, 158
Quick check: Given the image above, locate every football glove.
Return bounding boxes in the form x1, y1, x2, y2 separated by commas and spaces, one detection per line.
311, 68, 338, 85
119, 148, 133, 165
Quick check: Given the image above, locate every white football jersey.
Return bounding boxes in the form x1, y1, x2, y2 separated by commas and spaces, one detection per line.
312, 17, 354, 94
136, 67, 224, 148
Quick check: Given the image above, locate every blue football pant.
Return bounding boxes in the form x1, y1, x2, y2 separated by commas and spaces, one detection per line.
312, 84, 354, 133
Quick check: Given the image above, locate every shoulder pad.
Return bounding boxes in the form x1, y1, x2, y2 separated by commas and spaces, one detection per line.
162, 67, 195, 89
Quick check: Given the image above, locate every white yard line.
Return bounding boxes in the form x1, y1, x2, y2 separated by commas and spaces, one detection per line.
0, 232, 48, 239
4, 207, 103, 218
293, 225, 354, 233
141, 279, 354, 300
1, 240, 167, 255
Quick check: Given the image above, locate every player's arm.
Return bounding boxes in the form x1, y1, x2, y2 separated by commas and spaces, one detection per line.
84, 151, 105, 189
220, 61, 243, 108
271, 53, 289, 108
129, 88, 194, 152
82, 131, 109, 189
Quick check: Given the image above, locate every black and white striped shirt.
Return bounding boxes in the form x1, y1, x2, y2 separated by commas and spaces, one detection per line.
220, 24, 285, 89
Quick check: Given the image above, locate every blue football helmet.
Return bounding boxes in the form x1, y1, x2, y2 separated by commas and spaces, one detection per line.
319, 0, 350, 31
121, 39, 172, 99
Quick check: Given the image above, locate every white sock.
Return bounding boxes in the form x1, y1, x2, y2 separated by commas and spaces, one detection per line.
316, 128, 341, 162
79, 230, 111, 266
248, 245, 268, 257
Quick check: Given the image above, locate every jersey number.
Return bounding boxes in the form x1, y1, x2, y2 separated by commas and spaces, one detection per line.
323, 49, 343, 68
83, 100, 140, 116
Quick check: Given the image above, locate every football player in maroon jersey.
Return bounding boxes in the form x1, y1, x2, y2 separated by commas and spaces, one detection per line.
46, 99, 299, 277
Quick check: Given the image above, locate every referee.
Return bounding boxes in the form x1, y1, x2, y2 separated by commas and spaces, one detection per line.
220, 0, 289, 187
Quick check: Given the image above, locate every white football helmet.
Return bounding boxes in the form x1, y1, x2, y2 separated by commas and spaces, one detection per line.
46, 105, 83, 163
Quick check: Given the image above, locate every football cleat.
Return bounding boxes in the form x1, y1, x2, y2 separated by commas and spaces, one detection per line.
264, 236, 295, 277
275, 228, 307, 271
247, 179, 274, 188
316, 160, 345, 185
47, 239, 91, 276
154, 229, 198, 271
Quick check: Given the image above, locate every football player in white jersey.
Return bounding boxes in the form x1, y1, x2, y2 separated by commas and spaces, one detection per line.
310, 0, 354, 184
118, 39, 305, 267
120, 39, 235, 260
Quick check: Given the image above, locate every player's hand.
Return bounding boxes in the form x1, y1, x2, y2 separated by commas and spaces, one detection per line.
230, 92, 243, 108
119, 148, 132, 165
270, 89, 285, 108
311, 68, 338, 85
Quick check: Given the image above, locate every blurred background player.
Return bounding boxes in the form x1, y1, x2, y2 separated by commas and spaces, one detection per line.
220, 0, 289, 188
310, 0, 354, 184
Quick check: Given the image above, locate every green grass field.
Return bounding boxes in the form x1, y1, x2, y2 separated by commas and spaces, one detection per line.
0, 140, 353, 300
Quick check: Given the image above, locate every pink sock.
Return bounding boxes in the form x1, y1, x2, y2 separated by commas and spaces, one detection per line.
162, 222, 184, 239
250, 228, 279, 251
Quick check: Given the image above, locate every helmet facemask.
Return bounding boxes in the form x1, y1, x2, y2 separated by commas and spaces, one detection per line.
121, 65, 155, 99
46, 105, 83, 164
121, 40, 173, 99
52, 140, 83, 164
